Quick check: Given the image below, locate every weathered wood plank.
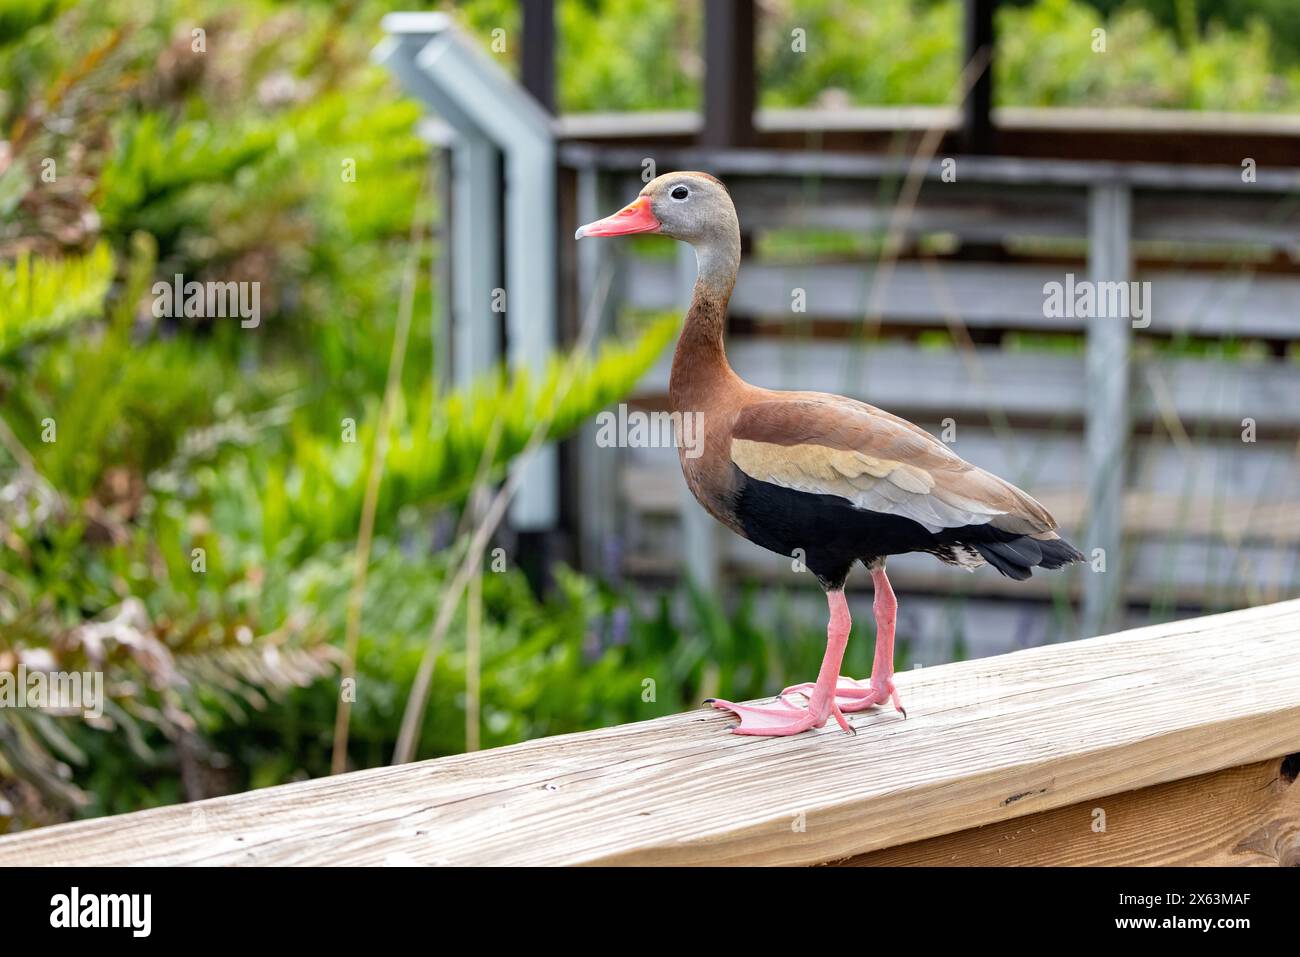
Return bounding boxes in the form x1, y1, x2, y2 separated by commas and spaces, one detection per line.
634, 342, 1300, 427
625, 257, 1300, 339
561, 143, 1300, 193
834, 755, 1300, 866
1, 600, 1297, 866
558, 105, 1300, 142
1135, 194, 1300, 248
720, 181, 1300, 249
730, 179, 1088, 240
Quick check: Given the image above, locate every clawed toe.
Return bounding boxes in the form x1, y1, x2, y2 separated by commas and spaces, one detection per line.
707, 689, 869, 737
708, 697, 825, 737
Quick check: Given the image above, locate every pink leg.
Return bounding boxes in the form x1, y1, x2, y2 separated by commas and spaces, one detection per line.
708, 590, 855, 736
781, 566, 907, 717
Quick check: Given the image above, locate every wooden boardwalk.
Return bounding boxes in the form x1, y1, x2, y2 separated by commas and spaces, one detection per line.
2, 599, 1297, 866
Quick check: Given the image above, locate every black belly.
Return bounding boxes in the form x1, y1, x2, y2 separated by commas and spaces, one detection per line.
731, 467, 1080, 590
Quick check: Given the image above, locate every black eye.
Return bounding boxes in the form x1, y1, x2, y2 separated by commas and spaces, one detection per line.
670, 185, 689, 201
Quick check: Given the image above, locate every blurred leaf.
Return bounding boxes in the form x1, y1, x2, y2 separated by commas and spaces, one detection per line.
0, 0, 62, 48
0, 242, 112, 357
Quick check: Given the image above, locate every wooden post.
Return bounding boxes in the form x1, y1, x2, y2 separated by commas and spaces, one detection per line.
961, 0, 996, 154
575, 167, 622, 576
521, 0, 555, 113
1081, 182, 1132, 638
702, 0, 756, 148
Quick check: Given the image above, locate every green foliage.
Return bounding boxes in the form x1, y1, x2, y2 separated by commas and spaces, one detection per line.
0, 304, 681, 823
997, 0, 1300, 110
0, 0, 695, 831
97, 114, 277, 237
249, 316, 678, 558
1084, 0, 1300, 68
0, 243, 112, 357
556, 0, 701, 111
758, 0, 961, 108
451, 0, 1300, 112
0, 0, 62, 48
2, 233, 234, 499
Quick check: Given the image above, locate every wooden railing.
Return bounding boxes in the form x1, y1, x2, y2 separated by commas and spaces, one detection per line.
2, 599, 1297, 866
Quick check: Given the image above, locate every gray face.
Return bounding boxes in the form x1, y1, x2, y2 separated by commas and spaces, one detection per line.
642, 173, 739, 245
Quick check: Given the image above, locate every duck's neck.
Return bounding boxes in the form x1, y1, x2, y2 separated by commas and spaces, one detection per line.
669, 240, 741, 414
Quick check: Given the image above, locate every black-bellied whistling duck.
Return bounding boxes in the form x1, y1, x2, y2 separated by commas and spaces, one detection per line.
576, 172, 1084, 736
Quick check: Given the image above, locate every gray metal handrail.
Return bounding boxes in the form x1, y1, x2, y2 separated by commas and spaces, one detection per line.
377, 13, 558, 531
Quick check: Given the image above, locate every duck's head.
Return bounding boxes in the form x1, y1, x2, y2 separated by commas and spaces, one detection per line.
575, 171, 738, 247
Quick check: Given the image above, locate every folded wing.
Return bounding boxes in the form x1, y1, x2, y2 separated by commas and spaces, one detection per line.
730, 394, 1058, 537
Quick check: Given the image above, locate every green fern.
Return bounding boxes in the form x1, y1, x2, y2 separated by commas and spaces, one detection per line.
97, 114, 277, 235
220, 314, 680, 558
0, 243, 113, 357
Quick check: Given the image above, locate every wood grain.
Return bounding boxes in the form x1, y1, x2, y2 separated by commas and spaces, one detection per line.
1, 599, 1298, 866
834, 756, 1300, 866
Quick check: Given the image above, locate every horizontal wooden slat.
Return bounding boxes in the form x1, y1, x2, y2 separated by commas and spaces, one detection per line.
627, 258, 1055, 326
599, 170, 1300, 251
836, 756, 1300, 866
1144, 271, 1300, 337
563, 143, 1300, 194
725, 181, 1300, 250
558, 105, 1300, 141
631, 341, 1300, 426
3, 600, 1297, 865
596, 169, 1300, 250
731, 178, 1088, 240
625, 256, 1300, 339
1134, 193, 1300, 248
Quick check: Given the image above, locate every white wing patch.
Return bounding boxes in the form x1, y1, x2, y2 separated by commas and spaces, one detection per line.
731, 438, 1006, 534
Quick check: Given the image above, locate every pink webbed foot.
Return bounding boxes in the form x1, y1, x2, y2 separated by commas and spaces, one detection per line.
781, 676, 906, 718
705, 696, 854, 737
